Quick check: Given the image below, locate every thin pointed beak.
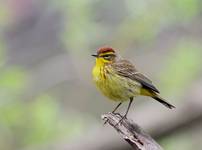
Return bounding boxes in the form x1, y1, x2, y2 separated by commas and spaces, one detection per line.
91, 54, 98, 57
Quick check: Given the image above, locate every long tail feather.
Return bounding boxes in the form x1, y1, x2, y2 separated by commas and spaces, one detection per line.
152, 95, 175, 109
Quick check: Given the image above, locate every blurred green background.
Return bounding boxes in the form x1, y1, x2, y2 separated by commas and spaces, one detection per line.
0, 0, 202, 150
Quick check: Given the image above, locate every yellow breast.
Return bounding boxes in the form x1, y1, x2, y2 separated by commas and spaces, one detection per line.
92, 65, 101, 82
92, 64, 141, 102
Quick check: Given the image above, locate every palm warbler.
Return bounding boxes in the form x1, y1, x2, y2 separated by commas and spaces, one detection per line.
92, 47, 175, 119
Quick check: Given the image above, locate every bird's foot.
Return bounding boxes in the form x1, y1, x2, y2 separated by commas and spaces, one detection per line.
115, 115, 127, 126
103, 112, 121, 125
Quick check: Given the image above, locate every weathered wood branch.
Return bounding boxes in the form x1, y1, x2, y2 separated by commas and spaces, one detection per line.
102, 112, 163, 150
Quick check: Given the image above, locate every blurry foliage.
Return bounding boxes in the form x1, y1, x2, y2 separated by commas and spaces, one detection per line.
0, 40, 29, 149
169, 0, 199, 21
0, 68, 26, 91
108, 0, 200, 48
0, 94, 87, 149
24, 95, 86, 145
160, 134, 193, 150
50, 0, 201, 54
159, 123, 202, 150
0, 2, 10, 27
51, 0, 100, 54
0, 37, 27, 104
0, 37, 5, 65
0, 39, 86, 150
160, 40, 202, 97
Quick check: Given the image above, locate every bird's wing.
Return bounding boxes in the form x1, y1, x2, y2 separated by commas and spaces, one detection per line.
111, 59, 160, 93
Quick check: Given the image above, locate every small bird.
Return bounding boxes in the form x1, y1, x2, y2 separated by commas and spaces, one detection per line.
92, 47, 175, 119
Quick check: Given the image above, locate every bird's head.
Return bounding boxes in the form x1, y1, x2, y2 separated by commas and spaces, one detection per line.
92, 47, 117, 65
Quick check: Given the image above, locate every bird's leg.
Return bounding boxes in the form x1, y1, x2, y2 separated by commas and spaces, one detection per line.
104, 102, 122, 125
124, 97, 133, 118
118, 97, 133, 124
112, 102, 122, 114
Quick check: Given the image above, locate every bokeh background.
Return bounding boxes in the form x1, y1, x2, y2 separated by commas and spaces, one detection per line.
0, 0, 202, 150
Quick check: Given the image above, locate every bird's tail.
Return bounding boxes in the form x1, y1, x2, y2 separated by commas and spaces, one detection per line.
152, 95, 175, 109
140, 89, 175, 109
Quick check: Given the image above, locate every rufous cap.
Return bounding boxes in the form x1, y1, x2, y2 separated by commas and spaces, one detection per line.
97, 47, 115, 55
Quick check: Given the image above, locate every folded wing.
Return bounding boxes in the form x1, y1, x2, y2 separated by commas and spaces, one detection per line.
111, 59, 159, 93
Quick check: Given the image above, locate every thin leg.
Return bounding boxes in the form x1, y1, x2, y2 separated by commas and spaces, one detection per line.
112, 102, 122, 113
124, 97, 133, 118
104, 102, 122, 125
117, 97, 134, 125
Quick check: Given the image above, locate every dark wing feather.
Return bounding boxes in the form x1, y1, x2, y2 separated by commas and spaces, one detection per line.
111, 59, 160, 93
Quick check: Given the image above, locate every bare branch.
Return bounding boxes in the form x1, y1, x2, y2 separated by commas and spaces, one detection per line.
102, 112, 163, 150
